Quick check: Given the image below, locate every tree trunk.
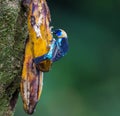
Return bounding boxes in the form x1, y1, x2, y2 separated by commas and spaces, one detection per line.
0, 0, 27, 115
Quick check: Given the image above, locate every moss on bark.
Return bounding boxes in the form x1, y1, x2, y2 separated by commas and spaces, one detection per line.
0, 0, 27, 115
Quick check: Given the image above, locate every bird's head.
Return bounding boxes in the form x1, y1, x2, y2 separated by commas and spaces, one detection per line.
53, 29, 67, 38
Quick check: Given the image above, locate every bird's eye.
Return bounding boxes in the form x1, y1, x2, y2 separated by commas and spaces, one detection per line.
53, 29, 62, 37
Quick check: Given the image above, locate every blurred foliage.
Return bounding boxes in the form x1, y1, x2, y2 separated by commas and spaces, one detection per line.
15, 0, 120, 116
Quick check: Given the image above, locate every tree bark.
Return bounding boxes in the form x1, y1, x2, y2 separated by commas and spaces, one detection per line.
0, 0, 27, 115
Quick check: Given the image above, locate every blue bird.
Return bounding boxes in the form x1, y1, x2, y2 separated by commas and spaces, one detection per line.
33, 29, 69, 70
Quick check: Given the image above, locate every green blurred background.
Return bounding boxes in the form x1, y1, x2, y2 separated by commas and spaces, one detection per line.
15, 0, 120, 116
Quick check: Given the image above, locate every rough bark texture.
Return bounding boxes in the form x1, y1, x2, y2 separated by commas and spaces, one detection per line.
0, 0, 27, 115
